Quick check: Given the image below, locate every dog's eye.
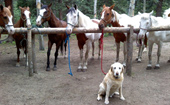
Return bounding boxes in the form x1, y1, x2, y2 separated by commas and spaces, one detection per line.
119, 67, 121, 69
114, 67, 116, 69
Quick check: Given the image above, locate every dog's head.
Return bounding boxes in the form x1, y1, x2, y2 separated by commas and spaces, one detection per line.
110, 62, 124, 79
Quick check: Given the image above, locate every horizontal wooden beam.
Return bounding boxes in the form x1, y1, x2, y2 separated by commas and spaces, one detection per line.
1, 25, 170, 34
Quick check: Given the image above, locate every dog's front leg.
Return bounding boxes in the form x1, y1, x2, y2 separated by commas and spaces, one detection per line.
105, 84, 111, 104
119, 84, 125, 100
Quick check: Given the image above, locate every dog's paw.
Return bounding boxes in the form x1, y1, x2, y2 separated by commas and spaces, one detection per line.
97, 96, 102, 101
104, 100, 109, 104
114, 92, 119, 95
120, 96, 125, 100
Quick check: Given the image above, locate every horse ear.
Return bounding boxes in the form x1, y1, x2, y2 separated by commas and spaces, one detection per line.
74, 5, 78, 10
103, 4, 106, 8
19, 6, 22, 10
27, 7, 30, 11
110, 4, 115, 10
66, 5, 70, 9
0, 4, 4, 12
7, 6, 11, 10
48, 3, 52, 8
138, 11, 142, 15
150, 10, 154, 15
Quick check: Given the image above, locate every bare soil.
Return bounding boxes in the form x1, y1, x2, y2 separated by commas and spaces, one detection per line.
0, 35, 170, 105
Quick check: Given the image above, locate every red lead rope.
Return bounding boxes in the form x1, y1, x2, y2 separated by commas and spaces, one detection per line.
100, 29, 107, 75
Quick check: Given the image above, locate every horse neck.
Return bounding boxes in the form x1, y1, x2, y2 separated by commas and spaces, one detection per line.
111, 21, 122, 27
14, 18, 25, 27
78, 10, 91, 27
48, 11, 62, 27
0, 18, 5, 27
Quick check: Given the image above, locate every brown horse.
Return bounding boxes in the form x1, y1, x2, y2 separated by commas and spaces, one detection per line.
12, 6, 31, 66
0, 4, 15, 42
98, 4, 147, 65
36, 3, 67, 71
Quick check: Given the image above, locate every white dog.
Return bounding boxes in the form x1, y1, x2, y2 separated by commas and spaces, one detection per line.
97, 62, 125, 104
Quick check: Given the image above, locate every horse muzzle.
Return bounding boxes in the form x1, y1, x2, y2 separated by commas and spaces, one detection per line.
98, 24, 105, 30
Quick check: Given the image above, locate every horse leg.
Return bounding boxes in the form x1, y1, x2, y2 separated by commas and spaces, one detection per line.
154, 42, 162, 69
78, 49, 83, 72
64, 41, 67, 58
116, 42, 120, 62
16, 47, 20, 67
146, 41, 154, 70
53, 42, 60, 71
122, 41, 127, 67
24, 47, 28, 67
91, 42, 94, 60
46, 41, 53, 71
136, 42, 145, 63
98, 39, 101, 59
82, 41, 91, 72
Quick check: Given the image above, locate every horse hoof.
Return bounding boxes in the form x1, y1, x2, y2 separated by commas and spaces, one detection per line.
46, 68, 50, 71
154, 66, 160, 69
167, 60, 170, 63
16, 63, 20, 67
82, 69, 87, 72
77, 69, 82, 72
137, 60, 141, 63
146, 66, 152, 70
53, 67, 57, 71
135, 58, 138, 61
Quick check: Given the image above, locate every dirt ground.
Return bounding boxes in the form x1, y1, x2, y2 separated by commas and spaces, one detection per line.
0, 35, 170, 105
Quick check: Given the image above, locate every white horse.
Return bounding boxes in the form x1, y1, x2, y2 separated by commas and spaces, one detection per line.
66, 5, 102, 71
138, 11, 170, 70
99, 4, 147, 66
163, 8, 170, 19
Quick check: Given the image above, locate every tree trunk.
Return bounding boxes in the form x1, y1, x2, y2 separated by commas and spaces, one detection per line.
94, 0, 97, 19
128, 0, 136, 16
156, 0, 163, 17
4, 0, 14, 22
58, 0, 62, 20
143, 0, 146, 13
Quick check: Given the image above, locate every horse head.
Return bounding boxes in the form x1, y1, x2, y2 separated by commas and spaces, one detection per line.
19, 6, 31, 27
0, 4, 15, 34
99, 4, 115, 30
138, 11, 153, 39
36, 3, 52, 26
66, 5, 79, 34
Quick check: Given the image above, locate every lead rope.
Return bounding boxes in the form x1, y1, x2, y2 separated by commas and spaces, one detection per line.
65, 30, 73, 76
100, 29, 107, 75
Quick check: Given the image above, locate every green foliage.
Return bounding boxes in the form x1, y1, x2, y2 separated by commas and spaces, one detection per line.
12, 0, 170, 25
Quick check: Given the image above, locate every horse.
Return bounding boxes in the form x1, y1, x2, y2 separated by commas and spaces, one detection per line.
0, 4, 15, 42
36, 3, 67, 71
11, 6, 31, 67
66, 5, 102, 72
138, 11, 170, 70
98, 4, 147, 66
163, 8, 170, 19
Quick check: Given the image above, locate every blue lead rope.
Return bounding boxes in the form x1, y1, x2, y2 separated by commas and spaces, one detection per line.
65, 31, 73, 76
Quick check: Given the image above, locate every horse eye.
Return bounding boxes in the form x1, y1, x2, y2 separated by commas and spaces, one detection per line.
3, 16, 7, 19
44, 11, 47, 14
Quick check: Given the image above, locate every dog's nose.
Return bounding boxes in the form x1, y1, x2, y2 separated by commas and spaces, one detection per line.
116, 72, 119, 76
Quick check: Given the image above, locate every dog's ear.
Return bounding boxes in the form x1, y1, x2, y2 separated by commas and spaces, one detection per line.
121, 66, 124, 73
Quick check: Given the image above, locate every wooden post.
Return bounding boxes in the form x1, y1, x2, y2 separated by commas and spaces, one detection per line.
27, 25, 33, 76
126, 25, 133, 76
32, 33, 37, 74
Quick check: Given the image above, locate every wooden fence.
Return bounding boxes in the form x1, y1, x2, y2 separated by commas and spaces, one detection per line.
1, 25, 170, 76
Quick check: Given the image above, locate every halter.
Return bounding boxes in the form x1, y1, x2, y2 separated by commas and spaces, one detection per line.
67, 12, 79, 27
38, 9, 51, 19
100, 10, 114, 24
